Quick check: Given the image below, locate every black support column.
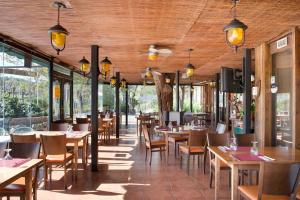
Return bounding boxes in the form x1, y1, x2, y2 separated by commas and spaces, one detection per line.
243, 48, 252, 134
125, 84, 128, 128
176, 70, 180, 112
190, 84, 193, 112
91, 45, 99, 171
115, 72, 120, 138
215, 73, 220, 126
48, 58, 54, 130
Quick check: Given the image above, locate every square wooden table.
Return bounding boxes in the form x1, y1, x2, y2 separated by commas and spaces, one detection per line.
0, 159, 43, 200
33, 131, 90, 176
208, 146, 300, 200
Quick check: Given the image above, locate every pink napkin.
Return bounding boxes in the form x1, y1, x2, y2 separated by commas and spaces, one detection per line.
156, 127, 169, 131
232, 153, 263, 161
236, 147, 251, 152
0, 158, 30, 167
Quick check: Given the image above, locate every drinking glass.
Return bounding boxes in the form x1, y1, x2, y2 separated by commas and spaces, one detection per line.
4, 143, 12, 160
229, 137, 237, 151
250, 141, 259, 155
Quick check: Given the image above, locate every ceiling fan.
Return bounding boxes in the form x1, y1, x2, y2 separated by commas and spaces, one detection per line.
142, 44, 172, 61
140, 67, 162, 79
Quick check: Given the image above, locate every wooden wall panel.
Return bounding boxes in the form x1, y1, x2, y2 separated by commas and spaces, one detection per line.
254, 43, 272, 147
292, 27, 300, 149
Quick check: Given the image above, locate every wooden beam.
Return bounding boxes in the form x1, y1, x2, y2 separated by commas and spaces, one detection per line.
115, 72, 120, 138
292, 27, 300, 149
254, 43, 272, 147
176, 71, 180, 112
243, 49, 252, 134
125, 84, 128, 128
215, 73, 220, 126
48, 59, 53, 130
91, 45, 99, 171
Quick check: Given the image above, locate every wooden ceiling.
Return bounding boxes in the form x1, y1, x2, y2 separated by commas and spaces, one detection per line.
1, 0, 300, 83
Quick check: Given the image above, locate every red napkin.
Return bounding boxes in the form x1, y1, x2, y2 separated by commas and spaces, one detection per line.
232, 153, 263, 161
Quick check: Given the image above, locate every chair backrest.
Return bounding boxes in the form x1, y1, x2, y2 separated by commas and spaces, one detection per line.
73, 123, 89, 131
142, 125, 151, 147
171, 121, 177, 126
188, 129, 207, 147
10, 134, 37, 143
40, 134, 67, 155
258, 162, 300, 199
0, 142, 7, 157
9, 142, 41, 159
51, 122, 69, 131
76, 117, 89, 124
216, 123, 226, 134
235, 134, 254, 147
14, 126, 33, 134
207, 133, 229, 147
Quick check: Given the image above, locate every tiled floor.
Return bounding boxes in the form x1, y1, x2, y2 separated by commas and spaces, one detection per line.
35, 128, 231, 200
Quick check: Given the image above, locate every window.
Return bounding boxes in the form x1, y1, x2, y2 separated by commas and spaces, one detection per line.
73, 73, 91, 118
0, 43, 49, 135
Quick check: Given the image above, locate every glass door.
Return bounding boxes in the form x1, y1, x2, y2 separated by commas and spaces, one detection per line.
52, 72, 72, 122
271, 49, 293, 147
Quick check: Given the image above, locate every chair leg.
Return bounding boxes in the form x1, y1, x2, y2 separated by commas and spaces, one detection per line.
210, 171, 213, 188
203, 150, 207, 174
145, 147, 148, 162
160, 147, 162, 161
198, 155, 200, 168
44, 165, 48, 190
180, 154, 183, 169
149, 151, 152, 166
187, 154, 190, 175
64, 164, 67, 190
174, 142, 177, 158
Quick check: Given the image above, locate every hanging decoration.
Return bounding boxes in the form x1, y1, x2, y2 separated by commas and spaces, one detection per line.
100, 57, 112, 79
185, 49, 195, 78
79, 56, 90, 74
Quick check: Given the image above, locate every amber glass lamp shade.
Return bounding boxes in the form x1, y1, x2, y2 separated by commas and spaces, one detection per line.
186, 63, 195, 78
48, 24, 69, 55
148, 52, 158, 61
79, 56, 90, 74
100, 57, 112, 79
224, 18, 248, 51
110, 76, 117, 87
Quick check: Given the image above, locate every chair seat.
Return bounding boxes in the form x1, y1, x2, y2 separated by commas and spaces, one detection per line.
238, 185, 290, 200
168, 136, 188, 143
45, 152, 73, 163
151, 140, 166, 147
179, 145, 205, 154
0, 177, 25, 193
210, 158, 230, 169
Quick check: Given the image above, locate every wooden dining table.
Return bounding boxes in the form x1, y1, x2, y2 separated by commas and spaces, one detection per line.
208, 146, 300, 200
0, 159, 43, 200
33, 131, 90, 176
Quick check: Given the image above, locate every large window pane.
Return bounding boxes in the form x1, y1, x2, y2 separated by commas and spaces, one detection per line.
0, 43, 49, 136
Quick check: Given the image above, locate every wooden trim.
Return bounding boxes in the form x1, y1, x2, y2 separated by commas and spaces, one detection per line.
292, 27, 300, 149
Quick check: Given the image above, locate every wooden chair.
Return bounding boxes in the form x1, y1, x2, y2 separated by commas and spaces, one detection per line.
239, 162, 300, 200
207, 133, 231, 188
98, 118, 110, 143
10, 134, 37, 143
179, 129, 207, 175
70, 123, 89, 164
235, 134, 255, 146
0, 142, 7, 157
40, 134, 74, 190
13, 126, 33, 134
0, 142, 41, 200
142, 125, 166, 166
51, 122, 69, 131
168, 133, 188, 158
139, 116, 152, 137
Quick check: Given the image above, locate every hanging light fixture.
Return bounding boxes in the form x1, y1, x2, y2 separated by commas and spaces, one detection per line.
79, 56, 90, 74
223, 0, 248, 52
53, 80, 61, 99
185, 49, 195, 78
148, 52, 158, 61
145, 67, 153, 78
100, 57, 112, 79
48, 1, 69, 55
110, 76, 117, 87
120, 78, 127, 89
165, 75, 171, 84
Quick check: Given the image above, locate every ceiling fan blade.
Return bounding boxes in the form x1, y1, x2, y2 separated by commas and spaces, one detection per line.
152, 70, 162, 75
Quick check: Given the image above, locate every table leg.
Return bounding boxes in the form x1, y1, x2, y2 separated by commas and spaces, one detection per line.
74, 141, 79, 179
231, 166, 239, 200
214, 157, 220, 200
25, 169, 33, 200
82, 137, 87, 169
136, 119, 138, 135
